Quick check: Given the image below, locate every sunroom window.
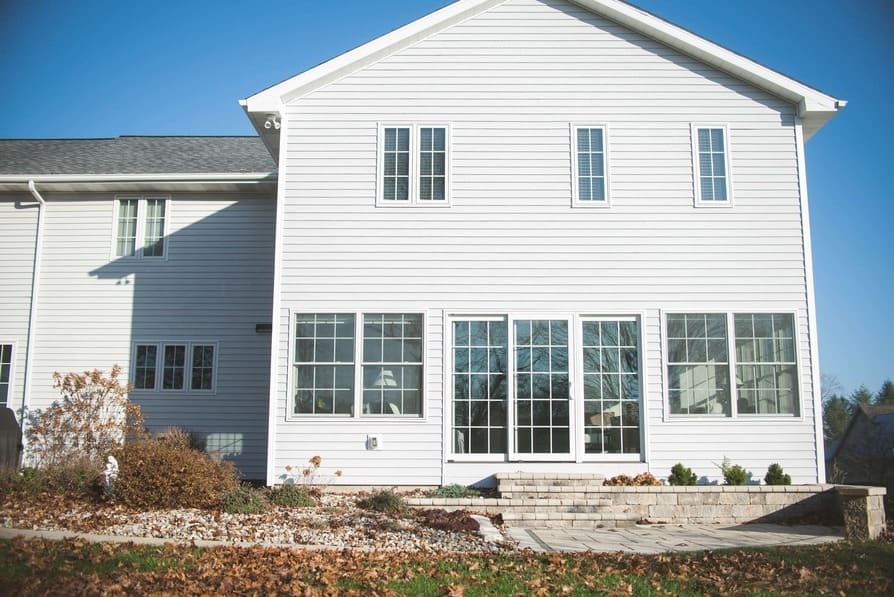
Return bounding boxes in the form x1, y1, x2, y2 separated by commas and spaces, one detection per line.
667, 313, 731, 415
734, 314, 799, 415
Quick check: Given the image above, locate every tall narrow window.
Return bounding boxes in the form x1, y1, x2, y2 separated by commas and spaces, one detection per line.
143, 198, 166, 257
362, 313, 423, 416
162, 344, 186, 390
382, 127, 410, 201
133, 344, 158, 390
695, 127, 729, 203
514, 320, 570, 454
116, 199, 139, 257
113, 196, 168, 258
582, 319, 641, 454
0, 344, 12, 406
294, 313, 355, 415
666, 313, 730, 415
452, 319, 508, 454
419, 127, 446, 201
734, 314, 799, 415
574, 127, 607, 203
190, 344, 215, 391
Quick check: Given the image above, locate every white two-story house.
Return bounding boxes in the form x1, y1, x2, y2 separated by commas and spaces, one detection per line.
1, 0, 843, 486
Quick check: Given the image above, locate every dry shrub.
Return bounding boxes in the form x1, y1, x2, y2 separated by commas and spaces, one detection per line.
417, 509, 480, 533
605, 472, 663, 487
28, 366, 144, 469
113, 430, 238, 510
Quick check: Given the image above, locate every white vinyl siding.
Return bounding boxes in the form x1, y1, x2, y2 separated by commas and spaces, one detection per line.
12, 193, 274, 479
572, 125, 609, 206
274, 0, 820, 484
114, 196, 169, 258
0, 344, 12, 406
692, 125, 732, 206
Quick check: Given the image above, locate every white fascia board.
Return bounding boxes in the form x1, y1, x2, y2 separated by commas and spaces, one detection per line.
242, 0, 844, 137
241, 0, 504, 112
0, 172, 276, 184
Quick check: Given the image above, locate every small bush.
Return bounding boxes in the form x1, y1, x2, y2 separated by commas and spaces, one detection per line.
720, 458, 748, 486
358, 489, 403, 514
0, 462, 102, 498
268, 484, 316, 508
28, 366, 145, 469
605, 473, 663, 486
220, 485, 268, 514
429, 484, 481, 498
764, 463, 792, 486
668, 463, 698, 486
417, 509, 480, 533
113, 431, 239, 510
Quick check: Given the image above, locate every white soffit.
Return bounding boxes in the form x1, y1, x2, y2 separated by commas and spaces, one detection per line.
241, 0, 844, 139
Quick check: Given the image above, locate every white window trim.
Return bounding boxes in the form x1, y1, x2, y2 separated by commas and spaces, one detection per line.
286, 309, 429, 422
111, 195, 171, 260
376, 123, 451, 208
570, 123, 611, 208
443, 311, 646, 464
690, 124, 733, 208
660, 309, 805, 422
129, 340, 218, 395
0, 341, 15, 408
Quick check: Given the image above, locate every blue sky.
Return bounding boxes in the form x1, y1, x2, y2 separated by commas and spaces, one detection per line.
1, 0, 890, 396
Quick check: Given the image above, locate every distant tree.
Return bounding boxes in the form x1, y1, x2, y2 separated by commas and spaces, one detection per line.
823, 394, 852, 443
875, 380, 894, 406
821, 374, 843, 402
851, 385, 874, 408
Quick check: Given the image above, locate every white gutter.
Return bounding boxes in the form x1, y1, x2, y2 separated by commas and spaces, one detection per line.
0, 172, 276, 184
21, 181, 47, 456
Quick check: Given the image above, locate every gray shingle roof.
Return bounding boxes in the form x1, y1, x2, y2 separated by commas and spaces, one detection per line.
0, 136, 276, 175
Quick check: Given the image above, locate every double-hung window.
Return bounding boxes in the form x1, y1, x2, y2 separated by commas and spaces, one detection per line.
666, 312, 799, 417
292, 312, 425, 417
132, 342, 216, 393
114, 196, 169, 258
378, 125, 449, 206
0, 344, 12, 406
571, 125, 610, 206
692, 125, 731, 206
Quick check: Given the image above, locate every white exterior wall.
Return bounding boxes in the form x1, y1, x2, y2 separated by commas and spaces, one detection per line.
8, 192, 274, 479
0, 195, 39, 416
272, 0, 820, 484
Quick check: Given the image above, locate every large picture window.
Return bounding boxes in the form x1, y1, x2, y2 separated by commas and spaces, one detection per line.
666, 312, 800, 417
291, 312, 425, 418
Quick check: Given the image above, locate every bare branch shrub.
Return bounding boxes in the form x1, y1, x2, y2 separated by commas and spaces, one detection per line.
27, 365, 145, 469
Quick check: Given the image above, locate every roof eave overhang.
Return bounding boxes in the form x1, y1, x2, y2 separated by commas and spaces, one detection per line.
240, 0, 844, 140
0, 172, 278, 194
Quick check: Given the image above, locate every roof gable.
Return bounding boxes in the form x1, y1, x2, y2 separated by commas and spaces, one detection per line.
242, 0, 843, 142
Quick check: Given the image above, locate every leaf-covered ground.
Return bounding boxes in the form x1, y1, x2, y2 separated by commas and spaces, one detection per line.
2, 536, 892, 596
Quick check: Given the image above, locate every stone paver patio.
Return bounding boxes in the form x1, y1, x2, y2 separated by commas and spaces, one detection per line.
507, 523, 843, 553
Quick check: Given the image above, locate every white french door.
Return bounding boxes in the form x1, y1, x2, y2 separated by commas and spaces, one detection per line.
509, 317, 574, 461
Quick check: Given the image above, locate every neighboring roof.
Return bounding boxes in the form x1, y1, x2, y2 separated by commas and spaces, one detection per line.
0, 136, 276, 176
243, 0, 844, 141
831, 404, 894, 460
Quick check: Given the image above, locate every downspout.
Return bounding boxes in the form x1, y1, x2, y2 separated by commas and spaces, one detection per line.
20, 180, 47, 456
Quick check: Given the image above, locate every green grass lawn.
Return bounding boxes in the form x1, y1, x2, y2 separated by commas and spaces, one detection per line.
1, 536, 891, 595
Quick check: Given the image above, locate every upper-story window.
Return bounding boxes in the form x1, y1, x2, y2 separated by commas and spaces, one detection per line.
692, 125, 731, 206
571, 125, 610, 207
378, 125, 449, 206
114, 196, 169, 258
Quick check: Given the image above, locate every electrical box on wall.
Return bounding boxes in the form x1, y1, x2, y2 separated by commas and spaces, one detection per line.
366, 435, 382, 450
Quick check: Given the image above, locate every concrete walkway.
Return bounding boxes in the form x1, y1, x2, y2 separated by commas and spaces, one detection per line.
507, 523, 843, 553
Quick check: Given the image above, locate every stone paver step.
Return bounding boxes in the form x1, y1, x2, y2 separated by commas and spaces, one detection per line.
495, 472, 606, 481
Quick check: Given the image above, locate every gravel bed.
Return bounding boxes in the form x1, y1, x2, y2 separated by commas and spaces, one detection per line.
1, 494, 507, 552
